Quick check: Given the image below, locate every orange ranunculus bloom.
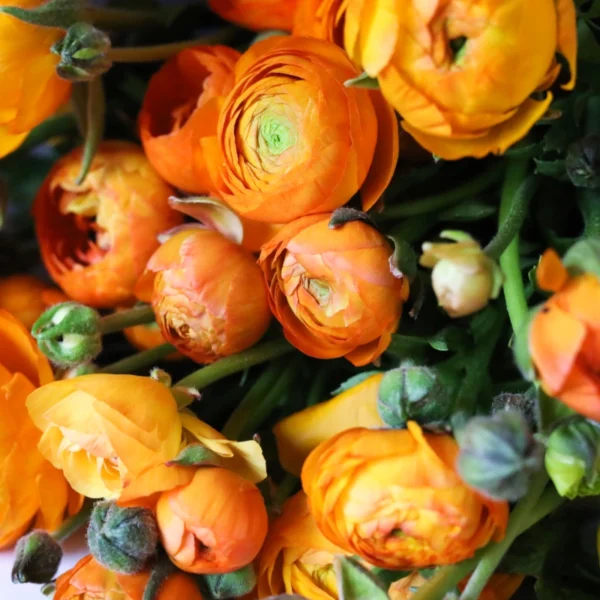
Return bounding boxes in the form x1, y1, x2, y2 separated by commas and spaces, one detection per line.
139, 45, 240, 194
208, 0, 298, 31
259, 214, 409, 366
26, 374, 183, 499
345, 0, 577, 159
0, 310, 81, 548
302, 422, 508, 569
34, 141, 182, 309
274, 373, 384, 475
0, 0, 71, 158
54, 555, 204, 600
0, 274, 67, 329
136, 228, 271, 365
529, 249, 600, 421
157, 466, 268, 574
258, 491, 345, 599
212, 36, 399, 223
293, 0, 347, 45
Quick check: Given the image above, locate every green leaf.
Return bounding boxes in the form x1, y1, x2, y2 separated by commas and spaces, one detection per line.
427, 326, 470, 352
335, 556, 389, 600
387, 235, 418, 282
536, 386, 577, 434
370, 568, 412, 589
344, 72, 379, 89
166, 444, 223, 467
534, 158, 568, 180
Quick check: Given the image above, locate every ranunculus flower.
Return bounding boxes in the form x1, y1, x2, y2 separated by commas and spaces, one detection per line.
0, 1, 71, 158
208, 0, 298, 31
258, 491, 346, 599
54, 555, 204, 600
34, 141, 182, 308
139, 45, 240, 194
136, 228, 271, 365
0, 310, 81, 548
259, 214, 410, 366
157, 466, 268, 574
274, 373, 384, 475
212, 36, 398, 223
26, 374, 183, 499
529, 249, 600, 421
293, 0, 346, 45
344, 0, 577, 159
302, 422, 508, 569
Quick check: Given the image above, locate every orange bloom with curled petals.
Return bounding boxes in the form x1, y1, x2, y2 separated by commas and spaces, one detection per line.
293, 0, 347, 45
209, 0, 298, 31
139, 45, 240, 194
213, 36, 398, 223
157, 466, 268, 574
302, 422, 508, 569
34, 141, 182, 308
259, 214, 409, 366
345, 0, 577, 159
529, 249, 600, 421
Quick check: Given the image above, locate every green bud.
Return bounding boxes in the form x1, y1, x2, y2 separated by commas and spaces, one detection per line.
88, 501, 158, 575
566, 136, 600, 188
203, 564, 257, 599
12, 531, 63, 584
491, 390, 537, 429
545, 419, 600, 498
52, 22, 112, 82
31, 302, 102, 367
377, 361, 452, 429
457, 411, 544, 501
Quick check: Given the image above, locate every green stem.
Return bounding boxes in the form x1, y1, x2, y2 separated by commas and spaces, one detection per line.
274, 474, 299, 507
175, 339, 294, 391
143, 554, 177, 600
305, 367, 331, 406
379, 163, 504, 220
19, 113, 77, 152
82, 6, 166, 29
99, 343, 176, 375
52, 500, 93, 544
99, 305, 155, 335
498, 159, 531, 335
519, 486, 564, 531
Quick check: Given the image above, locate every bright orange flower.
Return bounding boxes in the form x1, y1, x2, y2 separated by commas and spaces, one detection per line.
302, 422, 508, 569
0, 0, 71, 158
258, 491, 345, 599
212, 36, 398, 223
0, 310, 81, 548
0, 274, 67, 329
293, 0, 347, 45
208, 0, 298, 31
259, 214, 409, 366
54, 555, 204, 600
157, 466, 268, 574
529, 249, 600, 421
136, 228, 271, 365
345, 0, 577, 159
34, 141, 182, 308
139, 45, 240, 194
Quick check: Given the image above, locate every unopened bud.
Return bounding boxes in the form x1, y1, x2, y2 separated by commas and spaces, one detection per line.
420, 231, 502, 318
457, 411, 544, 501
12, 531, 62, 584
88, 501, 158, 575
32, 302, 102, 367
203, 564, 257, 599
566, 136, 600, 188
491, 390, 537, 429
52, 23, 112, 82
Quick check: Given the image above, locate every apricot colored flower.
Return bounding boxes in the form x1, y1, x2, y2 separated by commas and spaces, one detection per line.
208, 0, 298, 31
54, 555, 203, 600
0, 274, 67, 329
259, 214, 409, 366
26, 374, 182, 499
274, 373, 384, 475
139, 45, 240, 194
0, 310, 81, 548
34, 141, 182, 308
213, 36, 398, 223
157, 466, 268, 574
529, 249, 600, 421
302, 422, 508, 569
0, 0, 71, 158
136, 228, 271, 365
258, 491, 345, 599
293, 0, 347, 45
345, 0, 577, 159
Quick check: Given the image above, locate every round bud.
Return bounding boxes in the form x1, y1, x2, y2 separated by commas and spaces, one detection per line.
491, 390, 537, 429
566, 136, 600, 189
12, 531, 63, 584
203, 564, 257, 599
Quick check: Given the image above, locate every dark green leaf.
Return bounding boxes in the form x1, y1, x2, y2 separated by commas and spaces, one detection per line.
534, 158, 568, 180
166, 444, 223, 467
335, 556, 389, 600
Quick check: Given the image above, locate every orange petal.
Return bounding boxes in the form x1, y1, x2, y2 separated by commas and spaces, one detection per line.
537, 249, 569, 292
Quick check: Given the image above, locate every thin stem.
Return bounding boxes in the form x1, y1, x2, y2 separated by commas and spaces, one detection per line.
274, 474, 300, 507
379, 163, 504, 220
99, 343, 176, 375
52, 500, 93, 544
82, 6, 166, 29
99, 305, 155, 335
175, 339, 294, 390
519, 486, 564, 531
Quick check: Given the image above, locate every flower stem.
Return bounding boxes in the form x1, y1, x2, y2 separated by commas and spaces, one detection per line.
52, 499, 94, 544
82, 6, 167, 29
175, 339, 295, 391
99, 305, 155, 335
99, 343, 176, 375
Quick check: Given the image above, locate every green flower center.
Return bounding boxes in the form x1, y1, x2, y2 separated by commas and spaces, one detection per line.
258, 115, 297, 156
305, 278, 331, 307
